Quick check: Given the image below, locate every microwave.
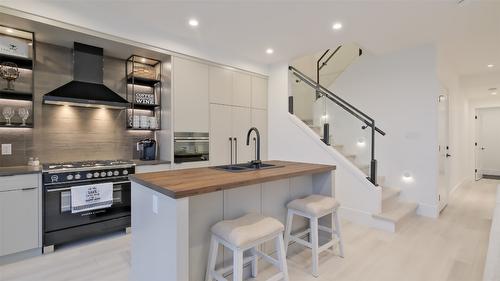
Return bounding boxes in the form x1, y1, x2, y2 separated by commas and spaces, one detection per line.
174, 132, 209, 163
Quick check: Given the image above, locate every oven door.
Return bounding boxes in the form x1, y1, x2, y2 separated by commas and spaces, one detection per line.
43, 178, 131, 233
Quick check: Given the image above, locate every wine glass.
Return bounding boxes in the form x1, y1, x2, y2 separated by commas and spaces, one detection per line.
2, 107, 14, 126
18, 107, 30, 126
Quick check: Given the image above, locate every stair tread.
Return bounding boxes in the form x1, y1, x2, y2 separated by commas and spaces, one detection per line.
373, 202, 417, 223
381, 187, 400, 201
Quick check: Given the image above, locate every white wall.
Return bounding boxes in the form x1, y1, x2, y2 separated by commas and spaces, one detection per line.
268, 63, 383, 227
327, 45, 440, 217
437, 55, 472, 193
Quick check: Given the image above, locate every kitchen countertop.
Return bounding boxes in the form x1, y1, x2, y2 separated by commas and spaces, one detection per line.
129, 160, 336, 199
132, 159, 171, 166
0, 165, 42, 176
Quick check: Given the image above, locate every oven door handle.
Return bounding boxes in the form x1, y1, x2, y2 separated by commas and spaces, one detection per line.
46, 181, 129, 192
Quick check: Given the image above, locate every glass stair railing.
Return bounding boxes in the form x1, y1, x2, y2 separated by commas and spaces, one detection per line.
288, 64, 385, 186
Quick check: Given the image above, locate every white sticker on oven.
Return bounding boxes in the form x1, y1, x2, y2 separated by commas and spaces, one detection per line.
71, 182, 113, 214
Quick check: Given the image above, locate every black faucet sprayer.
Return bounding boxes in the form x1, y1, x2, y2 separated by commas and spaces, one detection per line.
246, 127, 262, 168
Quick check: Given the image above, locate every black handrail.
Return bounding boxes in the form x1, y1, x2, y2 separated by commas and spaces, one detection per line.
289, 65, 385, 185
316, 46, 342, 85
290, 66, 386, 136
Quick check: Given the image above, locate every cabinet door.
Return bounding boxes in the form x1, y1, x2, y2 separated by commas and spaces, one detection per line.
1, 188, 39, 256
232, 72, 251, 108
252, 109, 268, 161
231, 106, 252, 164
210, 104, 233, 166
209, 66, 233, 105
251, 76, 268, 110
173, 57, 209, 132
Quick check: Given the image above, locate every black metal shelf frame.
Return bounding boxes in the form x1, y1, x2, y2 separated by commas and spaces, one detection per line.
125, 55, 162, 131
0, 25, 35, 128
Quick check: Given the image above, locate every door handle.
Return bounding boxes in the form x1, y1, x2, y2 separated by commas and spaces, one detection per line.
481, 147, 486, 150
229, 137, 233, 165
446, 153, 451, 158
234, 137, 238, 164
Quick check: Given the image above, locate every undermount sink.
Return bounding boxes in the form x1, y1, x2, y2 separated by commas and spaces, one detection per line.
213, 163, 281, 173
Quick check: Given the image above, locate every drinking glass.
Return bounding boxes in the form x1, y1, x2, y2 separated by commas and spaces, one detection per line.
2, 107, 14, 126
18, 107, 30, 126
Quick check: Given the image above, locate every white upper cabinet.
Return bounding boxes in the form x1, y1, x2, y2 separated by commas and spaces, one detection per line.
232, 72, 252, 108
173, 57, 209, 132
251, 76, 268, 110
209, 66, 233, 105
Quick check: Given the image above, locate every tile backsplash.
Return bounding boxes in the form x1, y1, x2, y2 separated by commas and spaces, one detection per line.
0, 42, 154, 166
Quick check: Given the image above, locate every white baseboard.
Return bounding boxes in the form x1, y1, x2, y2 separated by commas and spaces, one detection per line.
450, 177, 472, 195
417, 202, 439, 218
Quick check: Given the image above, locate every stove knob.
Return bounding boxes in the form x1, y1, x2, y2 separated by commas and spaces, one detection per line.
101, 172, 107, 177
66, 174, 74, 180
93, 172, 99, 178
74, 174, 81, 180
87, 173, 93, 179
113, 170, 119, 176
107, 171, 113, 177
122, 170, 129, 175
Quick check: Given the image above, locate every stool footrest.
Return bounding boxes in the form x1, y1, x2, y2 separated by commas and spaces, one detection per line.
256, 249, 280, 268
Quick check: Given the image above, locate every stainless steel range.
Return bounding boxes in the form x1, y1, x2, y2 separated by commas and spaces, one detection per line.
42, 160, 135, 253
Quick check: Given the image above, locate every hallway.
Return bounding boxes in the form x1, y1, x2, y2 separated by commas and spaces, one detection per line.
0, 180, 496, 281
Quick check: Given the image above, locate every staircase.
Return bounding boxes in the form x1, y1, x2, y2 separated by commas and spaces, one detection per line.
290, 46, 417, 232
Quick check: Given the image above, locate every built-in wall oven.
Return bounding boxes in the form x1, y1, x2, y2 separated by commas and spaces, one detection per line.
42, 160, 135, 252
174, 132, 209, 163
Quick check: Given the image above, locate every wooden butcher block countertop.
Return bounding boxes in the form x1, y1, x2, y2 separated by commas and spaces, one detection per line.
129, 160, 336, 199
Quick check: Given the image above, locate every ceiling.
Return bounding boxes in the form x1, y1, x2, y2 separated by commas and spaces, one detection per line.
461, 70, 500, 100
0, 0, 499, 78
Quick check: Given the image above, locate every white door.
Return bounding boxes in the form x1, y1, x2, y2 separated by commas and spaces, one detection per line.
476, 107, 500, 178
231, 106, 252, 164
437, 94, 450, 212
209, 104, 233, 166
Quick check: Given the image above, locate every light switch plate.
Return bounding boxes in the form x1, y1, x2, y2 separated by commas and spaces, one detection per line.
1, 144, 12, 155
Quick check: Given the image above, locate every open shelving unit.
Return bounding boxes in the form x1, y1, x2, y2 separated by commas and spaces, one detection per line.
125, 55, 161, 131
0, 26, 35, 128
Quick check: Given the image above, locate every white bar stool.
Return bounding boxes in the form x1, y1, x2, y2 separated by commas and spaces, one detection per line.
284, 194, 344, 277
205, 213, 289, 281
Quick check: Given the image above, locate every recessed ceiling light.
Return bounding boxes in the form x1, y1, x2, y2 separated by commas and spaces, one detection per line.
488, 64, 494, 68
332, 22, 343, 30
27, 42, 32, 46
266, 48, 274, 54
5, 28, 13, 33
492, 92, 497, 95
140, 57, 146, 63
188, 19, 199, 27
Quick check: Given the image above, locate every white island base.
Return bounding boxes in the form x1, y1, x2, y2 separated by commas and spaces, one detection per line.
131, 170, 335, 281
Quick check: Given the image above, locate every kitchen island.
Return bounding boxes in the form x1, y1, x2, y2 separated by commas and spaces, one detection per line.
129, 160, 336, 281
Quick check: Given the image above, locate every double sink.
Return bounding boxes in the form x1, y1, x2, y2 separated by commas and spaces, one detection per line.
213, 162, 281, 173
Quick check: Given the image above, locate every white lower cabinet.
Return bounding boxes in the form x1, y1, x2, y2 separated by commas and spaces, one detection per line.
0, 174, 40, 257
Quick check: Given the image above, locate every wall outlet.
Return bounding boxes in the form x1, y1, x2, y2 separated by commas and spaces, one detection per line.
152, 195, 158, 214
1, 144, 12, 155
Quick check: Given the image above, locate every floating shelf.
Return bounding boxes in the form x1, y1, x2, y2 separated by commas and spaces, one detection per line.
0, 89, 32, 101
126, 127, 161, 131
132, 103, 160, 110
0, 123, 33, 128
126, 75, 161, 87
0, 53, 33, 70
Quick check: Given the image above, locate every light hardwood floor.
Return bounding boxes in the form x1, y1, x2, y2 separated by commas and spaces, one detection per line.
0, 179, 496, 281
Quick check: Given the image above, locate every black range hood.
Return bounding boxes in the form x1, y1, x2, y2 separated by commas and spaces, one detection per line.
43, 42, 129, 109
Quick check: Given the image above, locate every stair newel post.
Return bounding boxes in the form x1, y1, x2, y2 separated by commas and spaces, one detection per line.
370, 121, 377, 186
323, 123, 330, 145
